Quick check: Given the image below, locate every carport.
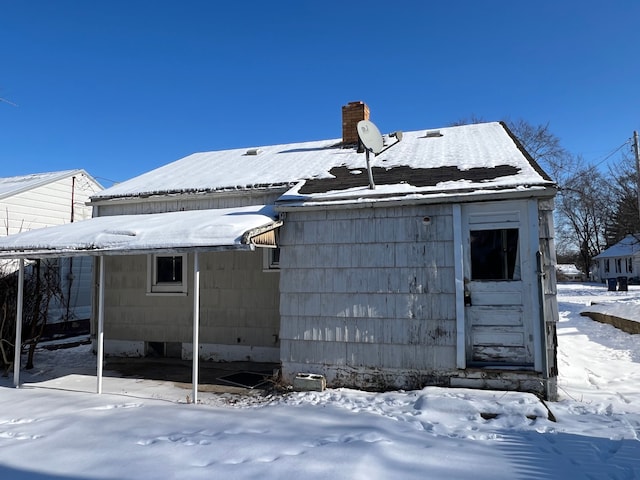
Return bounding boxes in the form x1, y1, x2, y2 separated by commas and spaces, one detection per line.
0, 205, 281, 403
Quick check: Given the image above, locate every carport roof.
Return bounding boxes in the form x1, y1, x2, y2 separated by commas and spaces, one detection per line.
0, 205, 279, 259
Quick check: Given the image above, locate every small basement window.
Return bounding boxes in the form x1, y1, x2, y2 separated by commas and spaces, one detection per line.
147, 254, 188, 294
470, 228, 520, 280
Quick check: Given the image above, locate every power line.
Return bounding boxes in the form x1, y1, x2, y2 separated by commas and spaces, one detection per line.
0, 97, 18, 107
590, 138, 633, 169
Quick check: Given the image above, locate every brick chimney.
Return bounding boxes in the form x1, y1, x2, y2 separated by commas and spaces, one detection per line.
342, 101, 370, 145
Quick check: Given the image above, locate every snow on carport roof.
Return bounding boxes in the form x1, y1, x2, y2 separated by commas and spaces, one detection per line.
0, 205, 278, 259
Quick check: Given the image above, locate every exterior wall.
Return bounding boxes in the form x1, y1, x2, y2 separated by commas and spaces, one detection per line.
99, 249, 280, 362
94, 191, 283, 216
279, 197, 559, 398
596, 255, 636, 283
1, 172, 100, 234
279, 204, 459, 390
48, 256, 94, 322
1, 172, 101, 325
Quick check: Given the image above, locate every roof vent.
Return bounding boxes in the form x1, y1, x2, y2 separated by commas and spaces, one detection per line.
423, 130, 443, 138
245, 148, 262, 156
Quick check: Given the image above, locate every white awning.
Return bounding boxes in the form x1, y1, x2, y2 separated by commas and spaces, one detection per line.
0, 205, 280, 259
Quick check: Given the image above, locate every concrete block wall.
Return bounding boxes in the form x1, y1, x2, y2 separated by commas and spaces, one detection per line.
98, 250, 280, 361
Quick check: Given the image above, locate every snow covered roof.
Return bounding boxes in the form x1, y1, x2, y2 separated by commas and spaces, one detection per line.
0, 205, 278, 258
594, 234, 640, 259
0, 169, 94, 200
93, 122, 554, 204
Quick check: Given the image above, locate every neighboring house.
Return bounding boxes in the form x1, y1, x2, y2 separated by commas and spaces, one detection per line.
556, 264, 584, 282
592, 234, 640, 283
0, 170, 103, 329
0, 102, 559, 400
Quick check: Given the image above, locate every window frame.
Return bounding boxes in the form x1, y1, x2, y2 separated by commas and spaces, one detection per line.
262, 247, 280, 272
147, 253, 188, 295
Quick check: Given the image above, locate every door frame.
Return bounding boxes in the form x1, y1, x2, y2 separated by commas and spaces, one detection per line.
454, 200, 543, 372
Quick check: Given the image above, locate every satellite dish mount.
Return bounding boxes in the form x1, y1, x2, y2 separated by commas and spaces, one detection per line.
357, 120, 403, 190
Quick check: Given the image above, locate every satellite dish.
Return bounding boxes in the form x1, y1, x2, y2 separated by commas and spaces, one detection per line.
357, 120, 384, 154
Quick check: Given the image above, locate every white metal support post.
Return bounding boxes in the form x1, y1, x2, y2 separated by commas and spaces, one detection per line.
192, 252, 200, 404
13, 259, 24, 387
97, 256, 105, 394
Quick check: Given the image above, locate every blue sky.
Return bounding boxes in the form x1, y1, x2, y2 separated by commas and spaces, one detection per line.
1, 1, 638, 187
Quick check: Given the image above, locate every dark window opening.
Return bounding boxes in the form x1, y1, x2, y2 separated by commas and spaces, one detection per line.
271, 247, 280, 267
156, 256, 183, 283
470, 228, 520, 280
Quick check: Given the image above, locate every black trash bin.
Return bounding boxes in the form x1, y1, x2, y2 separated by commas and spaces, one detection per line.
607, 278, 617, 291
618, 276, 628, 291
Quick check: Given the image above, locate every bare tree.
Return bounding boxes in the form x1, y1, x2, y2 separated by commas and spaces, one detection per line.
506, 118, 578, 187
0, 259, 64, 374
556, 165, 614, 271
605, 152, 640, 245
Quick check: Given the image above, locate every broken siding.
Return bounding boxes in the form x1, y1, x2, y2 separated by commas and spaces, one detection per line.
538, 198, 559, 399
99, 250, 280, 360
279, 204, 458, 388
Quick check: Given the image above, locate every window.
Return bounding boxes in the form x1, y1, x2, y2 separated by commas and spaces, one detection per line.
616, 258, 622, 274
470, 228, 520, 280
148, 254, 187, 294
628, 258, 633, 273
263, 247, 280, 271
604, 259, 610, 273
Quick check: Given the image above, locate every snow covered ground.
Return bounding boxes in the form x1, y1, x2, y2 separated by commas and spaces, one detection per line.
0, 283, 639, 479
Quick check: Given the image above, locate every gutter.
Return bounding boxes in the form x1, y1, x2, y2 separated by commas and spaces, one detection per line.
276, 186, 557, 213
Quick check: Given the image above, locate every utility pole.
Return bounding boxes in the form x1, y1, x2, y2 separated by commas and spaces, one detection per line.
634, 131, 640, 222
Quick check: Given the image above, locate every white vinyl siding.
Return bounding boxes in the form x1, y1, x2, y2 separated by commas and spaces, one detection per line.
0, 173, 100, 235
0, 171, 102, 323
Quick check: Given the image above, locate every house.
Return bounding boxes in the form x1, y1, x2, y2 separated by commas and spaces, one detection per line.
556, 264, 584, 282
0, 102, 559, 400
0, 169, 103, 331
592, 234, 640, 284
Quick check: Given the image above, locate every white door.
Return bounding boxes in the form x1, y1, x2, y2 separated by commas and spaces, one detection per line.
461, 201, 538, 368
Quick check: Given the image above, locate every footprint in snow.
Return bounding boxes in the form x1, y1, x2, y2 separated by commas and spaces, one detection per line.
93, 403, 143, 410
0, 418, 37, 425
